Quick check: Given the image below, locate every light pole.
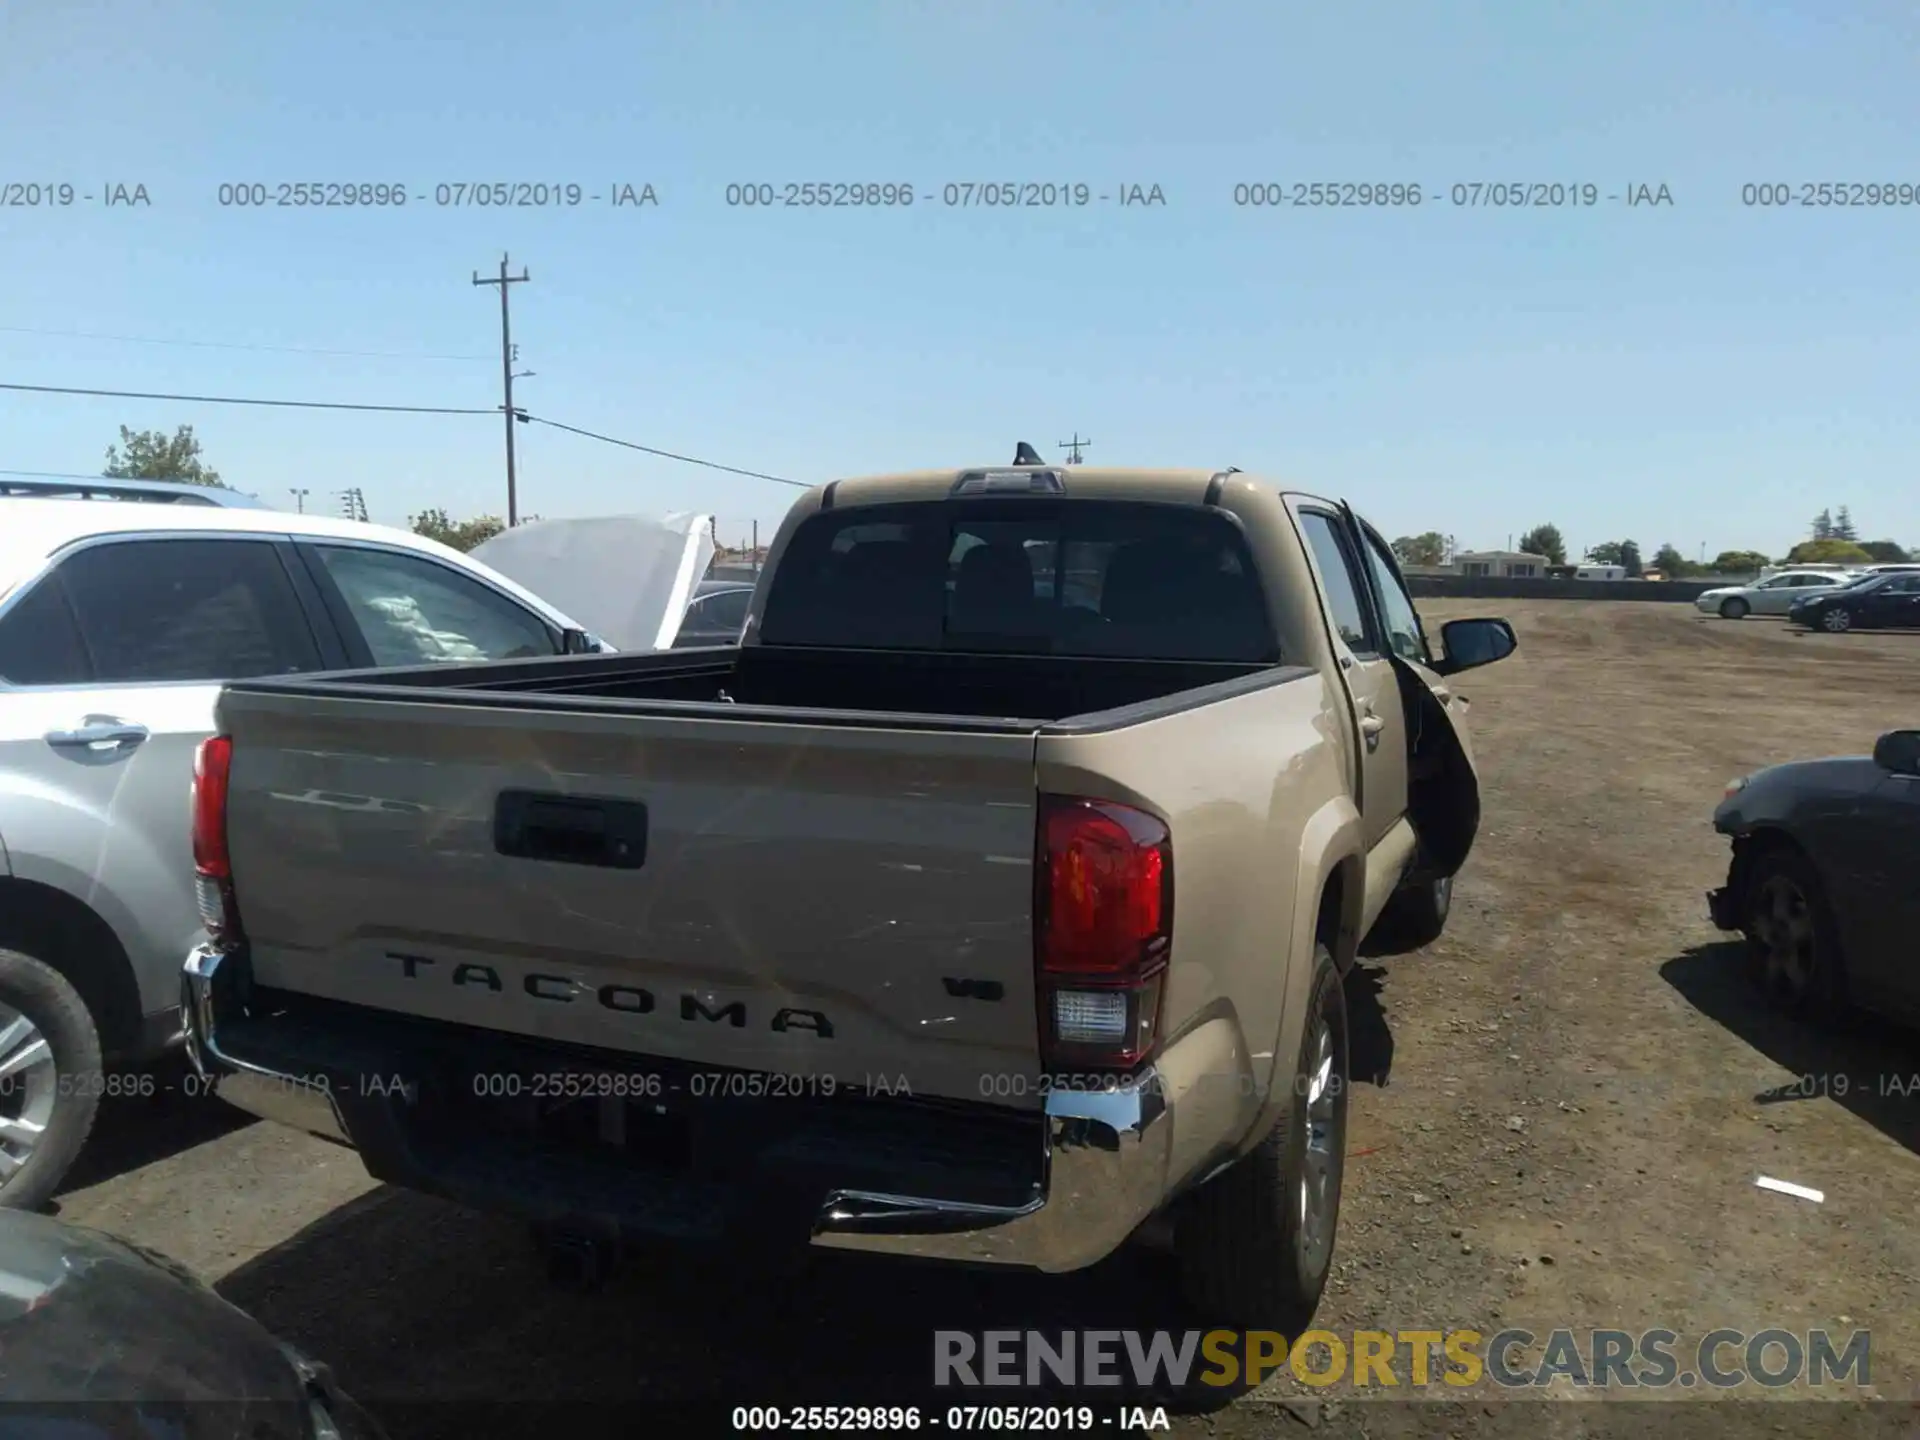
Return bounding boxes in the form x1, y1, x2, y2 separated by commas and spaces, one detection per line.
289, 487, 308, 513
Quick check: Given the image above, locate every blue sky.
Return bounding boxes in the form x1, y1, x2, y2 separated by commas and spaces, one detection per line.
4, 0, 1918, 559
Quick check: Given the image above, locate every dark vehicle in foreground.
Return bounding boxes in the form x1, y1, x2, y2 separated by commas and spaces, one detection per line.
1708, 728, 1920, 1024
1787, 571, 1920, 633
671, 578, 754, 647
0, 1207, 384, 1438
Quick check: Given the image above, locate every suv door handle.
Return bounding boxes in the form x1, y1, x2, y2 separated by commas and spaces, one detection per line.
1358, 712, 1385, 750
46, 719, 150, 750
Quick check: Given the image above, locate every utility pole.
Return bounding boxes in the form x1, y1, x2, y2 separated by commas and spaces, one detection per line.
335, 487, 367, 522
1059, 433, 1091, 464
288, 487, 308, 513
473, 253, 531, 526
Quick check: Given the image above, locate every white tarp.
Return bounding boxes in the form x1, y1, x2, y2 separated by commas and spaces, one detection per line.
471, 511, 716, 651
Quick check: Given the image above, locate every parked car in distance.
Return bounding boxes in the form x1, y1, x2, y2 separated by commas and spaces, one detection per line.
0, 498, 604, 1209
0, 1207, 386, 1437
185, 450, 1517, 1333
1787, 571, 1920, 633
671, 578, 755, 648
1709, 729, 1920, 1025
1694, 570, 1854, 620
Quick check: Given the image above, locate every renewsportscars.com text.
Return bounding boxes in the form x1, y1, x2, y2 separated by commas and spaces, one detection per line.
934, 1328, 1871, 1390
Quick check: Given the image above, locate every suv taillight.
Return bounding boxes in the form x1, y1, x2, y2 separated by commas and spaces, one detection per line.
1035, 796, 1173, 1071
192, 736, 242, 942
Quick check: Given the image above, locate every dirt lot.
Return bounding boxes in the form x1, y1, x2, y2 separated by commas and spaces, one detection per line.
50, 600, 1920, 1438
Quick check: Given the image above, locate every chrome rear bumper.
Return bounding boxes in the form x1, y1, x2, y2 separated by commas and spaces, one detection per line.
181, 945, 349, 1145
183, 944, 1248, 1273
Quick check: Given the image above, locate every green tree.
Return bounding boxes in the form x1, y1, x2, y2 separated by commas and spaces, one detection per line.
1651, 543, 1694, 578
1516, 523, 1567, 565
1811, 508, 1834, 540
1619, 540, 1643, 577
1585, 541, 1623, 566
1785, 538, 1873, 565
1710, 549, 1771, 574
410, 508, 506, 552
102, 424, 224, 486
1859, 539, 1911, 564
1832, 505, 1858, 541
1391, 532, 1447, 566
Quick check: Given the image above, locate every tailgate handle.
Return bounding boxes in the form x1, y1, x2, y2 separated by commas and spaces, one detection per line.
494, 790, 648, 869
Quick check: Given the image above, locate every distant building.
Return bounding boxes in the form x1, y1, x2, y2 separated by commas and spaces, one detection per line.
1455, 549, 1550, 579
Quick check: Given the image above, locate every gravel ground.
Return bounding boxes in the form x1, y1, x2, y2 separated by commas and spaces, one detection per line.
50, 599, 1920, 1438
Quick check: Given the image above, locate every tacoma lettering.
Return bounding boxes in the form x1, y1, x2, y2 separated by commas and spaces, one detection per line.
385, 953, 827, 1034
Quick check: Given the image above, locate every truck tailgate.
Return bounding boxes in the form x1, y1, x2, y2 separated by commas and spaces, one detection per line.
219, 689, 1046, 1108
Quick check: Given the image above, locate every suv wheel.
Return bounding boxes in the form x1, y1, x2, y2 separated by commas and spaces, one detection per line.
1741, 849, 1846, 1020
1369, 873, 1452, 952
1174, 940, 1347, 1332
1719, 597, 1750, 619
0, 948, 103, 1211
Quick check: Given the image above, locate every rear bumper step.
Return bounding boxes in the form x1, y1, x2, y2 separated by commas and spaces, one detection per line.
182, 944, 1207, 1274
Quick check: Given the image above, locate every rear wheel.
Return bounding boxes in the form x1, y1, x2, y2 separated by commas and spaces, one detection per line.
1174, 941, 1347, 1333
0, 948, 103, 1211
1720, 597, 1751, 619
1741, 848, 1846, 1020
1820, 607, 1853, 633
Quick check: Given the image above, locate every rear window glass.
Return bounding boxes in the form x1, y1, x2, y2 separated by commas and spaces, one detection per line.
759, 501, 1277, 661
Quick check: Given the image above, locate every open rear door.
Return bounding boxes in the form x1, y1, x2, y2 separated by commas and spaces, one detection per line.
471, 512, 716, 651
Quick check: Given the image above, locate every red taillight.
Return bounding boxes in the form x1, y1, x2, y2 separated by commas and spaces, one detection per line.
192, 737, 232, 878
1035, 796, 1172, 1070
192, 737, 242, 942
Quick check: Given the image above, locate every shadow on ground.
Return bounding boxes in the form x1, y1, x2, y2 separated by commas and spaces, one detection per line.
1345, 963, 1396, 1090
1660, 941, 1919, 1156
55, 1056, 256, 1198
217, 1189, 1246, 1436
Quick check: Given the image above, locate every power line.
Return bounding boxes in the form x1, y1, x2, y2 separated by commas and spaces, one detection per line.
0, 381, 492, 415
520, 414, 807, 487
0, 380, 808, 488
0, 324, 490, 362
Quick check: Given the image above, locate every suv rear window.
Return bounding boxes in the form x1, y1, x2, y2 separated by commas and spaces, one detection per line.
759, 501, 1277, 661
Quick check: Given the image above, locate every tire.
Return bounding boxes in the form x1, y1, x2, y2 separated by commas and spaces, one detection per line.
1820, 607, 1853, 633
1720, 597, 1750, 619
1174, 940, 1348, 1333
1740, 848, 1847, 1021
0, 948, 103, 1211
1371, 873, 1452, 952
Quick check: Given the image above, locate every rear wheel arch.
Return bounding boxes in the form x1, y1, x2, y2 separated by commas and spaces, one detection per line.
0, 878, 142, 1058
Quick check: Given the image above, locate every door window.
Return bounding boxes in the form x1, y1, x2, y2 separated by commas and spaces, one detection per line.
694, 589, 751, 631
9, 539, 321, 684
1358, 527, 1429, 664
312, 545, 558, 665
1297, 512, 1376, 655
0, 574, 91, 686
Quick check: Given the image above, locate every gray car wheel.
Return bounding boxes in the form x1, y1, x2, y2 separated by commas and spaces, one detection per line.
1820, 607, 1852, 632
1719, 596, 1750, 619
0, 948, 103, 1211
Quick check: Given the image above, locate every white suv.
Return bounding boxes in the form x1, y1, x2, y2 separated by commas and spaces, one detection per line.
0, 494, 603, 1208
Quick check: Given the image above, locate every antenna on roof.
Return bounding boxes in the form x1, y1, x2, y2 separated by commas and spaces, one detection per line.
1225, 466, 1242, 474
1012, 441, 1045, 466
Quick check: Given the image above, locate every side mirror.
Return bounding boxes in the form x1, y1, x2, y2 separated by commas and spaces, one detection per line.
1873, 728, 1920, 776
1436, 617, 1517, 675
559, 627, 597, 655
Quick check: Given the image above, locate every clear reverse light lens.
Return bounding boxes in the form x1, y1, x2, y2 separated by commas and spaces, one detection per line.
1054, 990, 1128, 1045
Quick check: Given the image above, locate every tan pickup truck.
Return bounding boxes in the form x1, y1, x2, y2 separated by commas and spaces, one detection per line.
182, 455, 1514, 1330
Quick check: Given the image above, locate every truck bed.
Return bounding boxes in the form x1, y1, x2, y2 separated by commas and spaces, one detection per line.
214, 645, 1306, 1109
261, 642, 1278, 726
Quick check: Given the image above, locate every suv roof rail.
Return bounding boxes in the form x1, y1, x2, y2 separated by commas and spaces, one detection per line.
0, 477, 273, 508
